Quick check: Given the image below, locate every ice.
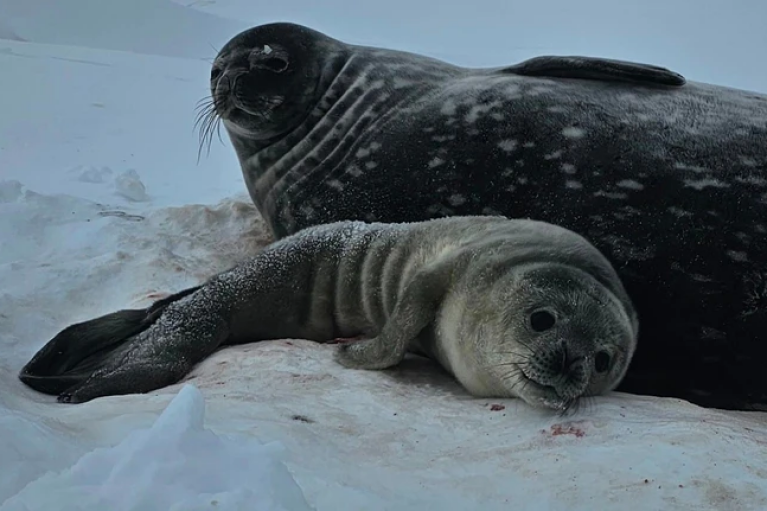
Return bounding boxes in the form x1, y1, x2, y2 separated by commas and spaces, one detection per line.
1, 385, 314, 511
114, 169, 149, 202
1, 0, 767, 510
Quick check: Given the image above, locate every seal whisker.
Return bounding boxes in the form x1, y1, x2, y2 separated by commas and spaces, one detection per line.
195, 94, 215, 104
194, 97, 224, 162
193, 105, 215, 125
194, 99, 216, 112
194, 108, 218, 134
488, 350, 533, 361
490, 359, 530, 369
557, 397, 581, 417
207, 41, 220, 56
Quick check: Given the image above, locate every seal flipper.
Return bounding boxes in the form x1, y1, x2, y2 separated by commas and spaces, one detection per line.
18, 286, 202, 396
57, 311, 229, 404
500, 56, 686, 87
335, 258, 453, 370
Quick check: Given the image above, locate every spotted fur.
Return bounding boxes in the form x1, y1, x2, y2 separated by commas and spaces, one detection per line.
207, 22, 767, 410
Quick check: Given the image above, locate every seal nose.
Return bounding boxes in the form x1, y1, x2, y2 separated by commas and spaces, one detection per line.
213, 70, 244, 113
541, 342, 588, 399
216, 70, 236, 96
556, 348, 589, 399
559, 345, 582, 375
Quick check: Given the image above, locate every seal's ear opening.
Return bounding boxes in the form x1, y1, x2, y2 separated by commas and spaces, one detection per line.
18, 286, 202, 397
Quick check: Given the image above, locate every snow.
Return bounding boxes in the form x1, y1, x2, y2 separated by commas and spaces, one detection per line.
2, 385, 314, 511
1, 1, 766, 510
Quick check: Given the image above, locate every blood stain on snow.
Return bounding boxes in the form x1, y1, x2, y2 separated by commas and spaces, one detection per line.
546, 422, 586, 438
489, 404, 506, 411
145, 291, 170, 300
327, 335, 365, 344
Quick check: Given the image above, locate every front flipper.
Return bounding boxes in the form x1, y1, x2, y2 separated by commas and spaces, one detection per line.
334, 263, 451, 370
501, 55, 686, 87
18, 285, 203, 399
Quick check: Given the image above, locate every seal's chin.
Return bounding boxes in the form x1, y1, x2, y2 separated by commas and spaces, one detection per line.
216, 100, 269, 138
517, 364, 582, 413
222, 116, 259, 137
214, 94, 298, 143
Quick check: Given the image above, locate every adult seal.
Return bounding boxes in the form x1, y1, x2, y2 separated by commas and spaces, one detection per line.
19, 216, 638, 410
199, 22, 767, 410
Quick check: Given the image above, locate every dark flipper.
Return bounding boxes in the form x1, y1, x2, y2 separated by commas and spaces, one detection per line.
500, 56, 686, 87
18, 285, 202, 397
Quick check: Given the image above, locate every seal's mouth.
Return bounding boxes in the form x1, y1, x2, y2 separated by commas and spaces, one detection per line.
211, 87, 244, 121
195, 81, 266, 159
517, 364, 581, 414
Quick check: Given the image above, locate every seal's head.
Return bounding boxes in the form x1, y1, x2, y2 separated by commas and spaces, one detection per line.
198, 22, 341, 153
445, 261, 638, 413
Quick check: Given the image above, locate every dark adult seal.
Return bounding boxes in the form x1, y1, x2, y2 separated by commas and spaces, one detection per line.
19, 217, 638, 409
198, 22, 767, 411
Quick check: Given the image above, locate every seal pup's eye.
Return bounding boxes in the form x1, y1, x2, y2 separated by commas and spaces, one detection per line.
210, 66, 222, 81
529, 309, 556, 332
594, 350, 611, 373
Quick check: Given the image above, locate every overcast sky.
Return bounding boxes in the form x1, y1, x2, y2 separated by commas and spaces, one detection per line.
0, 0, 763, 93
178, 0, 767, 93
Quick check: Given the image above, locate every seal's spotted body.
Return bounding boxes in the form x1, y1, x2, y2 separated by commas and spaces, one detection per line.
205, 23, 767, 409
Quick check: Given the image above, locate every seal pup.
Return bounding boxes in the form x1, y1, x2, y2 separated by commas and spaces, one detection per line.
19, 216, 638, 410
200, 22, 767, 410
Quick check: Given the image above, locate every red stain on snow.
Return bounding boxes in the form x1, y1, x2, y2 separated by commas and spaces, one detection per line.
547, 422, 586, 438
327, 335, 365, 344
489, 404, 506, 411
144, 291, 170, 301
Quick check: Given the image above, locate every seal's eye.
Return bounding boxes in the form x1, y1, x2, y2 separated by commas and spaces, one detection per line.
594, 350, 611, 373
211, 66, 222, 81
529, 309, 556, 332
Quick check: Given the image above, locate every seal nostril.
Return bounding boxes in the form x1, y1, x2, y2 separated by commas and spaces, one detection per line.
594, 350, 611, 373
261, 57, 289, 73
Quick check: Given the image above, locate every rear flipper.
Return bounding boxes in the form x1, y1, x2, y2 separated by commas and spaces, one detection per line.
17, 285, 232, 403
57, 307, 229, 404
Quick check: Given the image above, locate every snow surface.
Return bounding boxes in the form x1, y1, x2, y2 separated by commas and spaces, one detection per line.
2, 1, 767, 510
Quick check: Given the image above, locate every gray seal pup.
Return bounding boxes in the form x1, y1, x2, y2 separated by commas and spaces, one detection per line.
199, 22, 767, 410
19, 216, 638, 411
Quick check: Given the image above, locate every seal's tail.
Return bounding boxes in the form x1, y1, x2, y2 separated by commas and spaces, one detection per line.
18, 286, 202, 396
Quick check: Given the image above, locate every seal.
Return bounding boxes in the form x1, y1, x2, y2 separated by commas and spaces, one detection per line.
199, 22, 767, 410
19, 216, 638, 411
